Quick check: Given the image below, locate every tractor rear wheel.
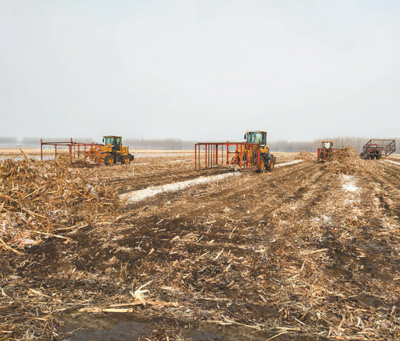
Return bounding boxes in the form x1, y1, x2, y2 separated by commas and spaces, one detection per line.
104, 155, 114, 166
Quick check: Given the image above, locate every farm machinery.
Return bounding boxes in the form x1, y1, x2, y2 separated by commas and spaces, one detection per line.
360, 139, 396, 160
195, 130, 276, 172
41, 136, 134, 166
87, 135, 135, 165
317, 141, 336, 162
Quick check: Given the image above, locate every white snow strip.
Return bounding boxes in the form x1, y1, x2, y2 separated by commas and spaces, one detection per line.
120, 172, 240, 203
120, 159, 303, 203
342, 174, 359, 193
385, 159, 400, 166
275, 159, 303, 168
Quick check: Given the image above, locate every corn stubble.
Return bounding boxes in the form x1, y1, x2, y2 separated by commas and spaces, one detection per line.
0, 151, 399, 340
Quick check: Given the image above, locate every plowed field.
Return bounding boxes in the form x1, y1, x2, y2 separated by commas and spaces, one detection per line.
1, 152, 400, 340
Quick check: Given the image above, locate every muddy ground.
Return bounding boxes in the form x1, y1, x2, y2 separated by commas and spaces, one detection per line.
1, 152, 400, 340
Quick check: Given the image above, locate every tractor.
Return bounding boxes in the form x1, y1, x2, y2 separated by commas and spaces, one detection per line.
101, 135, 134, 165
231, 130, 276, 171
317, 141, 335, 163
87, 135, 134, 165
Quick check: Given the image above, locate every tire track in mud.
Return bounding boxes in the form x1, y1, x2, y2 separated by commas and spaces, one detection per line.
117, 161, 322, 271
112, 161, 336, 331
368, 163, 400, 197
366, 163, 400, 222
193, 161, 326, 223
130, 163, 366, 337
110, 158, 308, 194
116, 161, 323, 271
350, 171, 400, 306
45, 158, 400, 340
182, 162, 317, 217
256, 167, 400, 339
124, 161, 317, 221
120, 161, 330, 272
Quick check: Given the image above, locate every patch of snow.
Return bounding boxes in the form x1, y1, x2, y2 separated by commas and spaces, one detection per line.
120, 172, 241, 203
322, 215, 332, 223
312, 215, 332, 224
20, 238, 36, 245
385, 160, 400, 166
342, 175, 359, 193
275, 159, 303, 168
86, 184, 97, 195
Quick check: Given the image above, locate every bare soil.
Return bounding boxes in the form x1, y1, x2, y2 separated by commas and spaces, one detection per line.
1, 152, 400, 340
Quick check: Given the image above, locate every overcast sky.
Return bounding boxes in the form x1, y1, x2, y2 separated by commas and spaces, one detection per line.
0, 0, 399, 142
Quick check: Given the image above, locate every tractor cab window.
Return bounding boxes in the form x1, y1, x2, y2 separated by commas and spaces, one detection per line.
322, 141, 332, 149
104, 137, 114, 145
247, 132, 266, 145
104, 137, 121, 148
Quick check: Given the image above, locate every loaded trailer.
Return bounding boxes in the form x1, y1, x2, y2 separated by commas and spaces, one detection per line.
360, 139, 396, 159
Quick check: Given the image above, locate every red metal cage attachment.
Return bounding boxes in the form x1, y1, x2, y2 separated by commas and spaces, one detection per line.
195, 142, 261, 171
40, 138, 103, 166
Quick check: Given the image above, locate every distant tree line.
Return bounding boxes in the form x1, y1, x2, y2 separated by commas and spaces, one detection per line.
124, 138, 196, 150
0, 137, 18, 145
1, 136, 399, 153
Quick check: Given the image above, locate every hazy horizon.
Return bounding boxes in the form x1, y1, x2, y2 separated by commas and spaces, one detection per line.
0, 134, 398, 145
1, 1, 399, 141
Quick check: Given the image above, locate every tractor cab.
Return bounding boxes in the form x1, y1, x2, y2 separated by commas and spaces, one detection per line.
321, 141, 333, 150
243, 130, 271, 157
244, 131, 267, 146
103, 135, 122, 152
317, 141, 335, 162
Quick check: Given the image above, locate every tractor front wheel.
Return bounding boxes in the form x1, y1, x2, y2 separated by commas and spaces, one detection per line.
269, 160, 275, 171
268, 156, 276, 171
104, 155, 114, 166
121, 156, 130, 165
258, 157, 266, 173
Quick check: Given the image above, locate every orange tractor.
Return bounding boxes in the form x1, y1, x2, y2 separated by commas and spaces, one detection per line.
87, 135, 134, 166
231, 131, 276, 171
195, 130, 276, 172
317, 141, 336, 162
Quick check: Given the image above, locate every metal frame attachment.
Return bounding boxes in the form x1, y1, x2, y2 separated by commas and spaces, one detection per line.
194, 142, 261, 171
40, 138, 103, 166
362, 139, 396, 157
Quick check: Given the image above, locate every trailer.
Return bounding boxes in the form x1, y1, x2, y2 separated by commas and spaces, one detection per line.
360, 139, 396, 159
